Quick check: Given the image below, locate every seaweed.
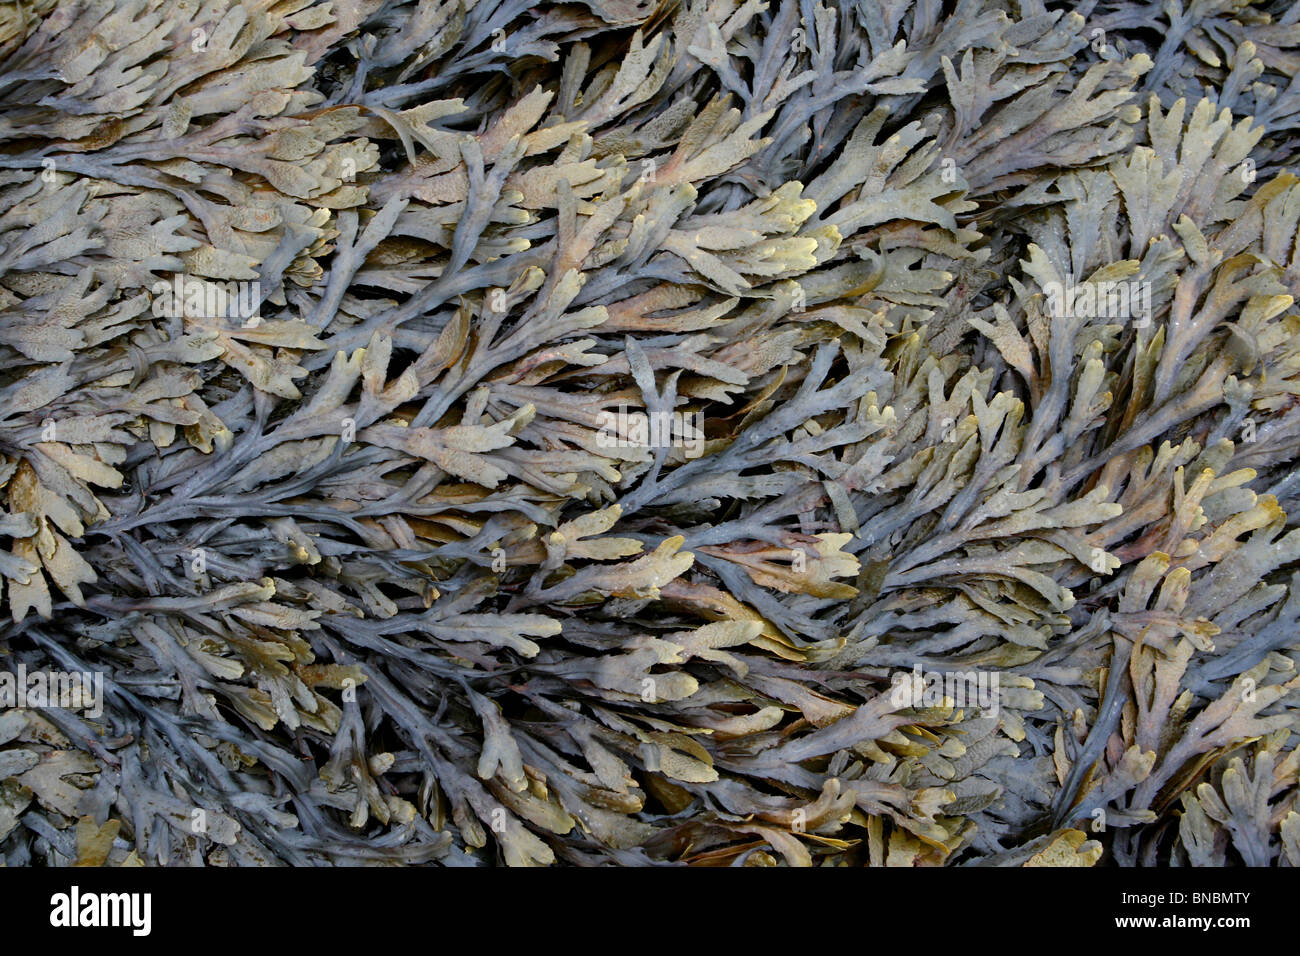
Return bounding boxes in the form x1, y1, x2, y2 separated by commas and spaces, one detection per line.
0, 0, 1299, 867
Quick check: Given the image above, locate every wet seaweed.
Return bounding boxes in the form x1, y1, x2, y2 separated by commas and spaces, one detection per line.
1, 0, 1299, 866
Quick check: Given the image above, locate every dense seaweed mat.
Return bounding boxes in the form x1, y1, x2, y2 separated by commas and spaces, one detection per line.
2, 0, 1300, 867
